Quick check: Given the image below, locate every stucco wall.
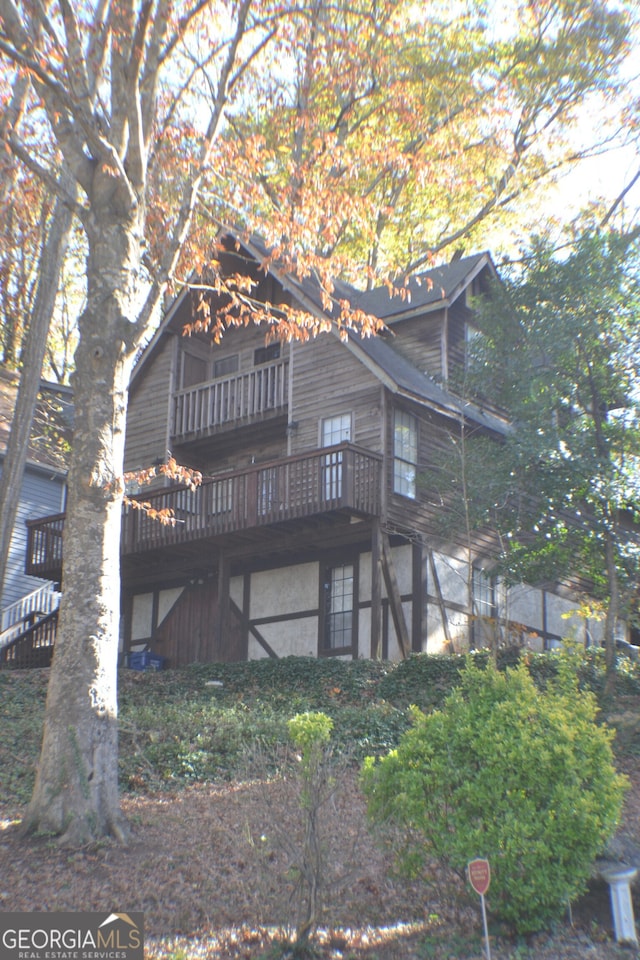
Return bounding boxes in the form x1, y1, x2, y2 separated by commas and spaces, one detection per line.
130, 586, 184, 641
125, 545, 611, 664
248, 617, 318, 659
250, 562, 318, 618
131, 592, 153, 641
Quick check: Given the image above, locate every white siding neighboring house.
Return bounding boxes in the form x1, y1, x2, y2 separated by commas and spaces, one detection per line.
0, 368, 70, 634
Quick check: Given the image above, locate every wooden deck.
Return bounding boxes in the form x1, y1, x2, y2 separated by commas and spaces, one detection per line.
26, 444, 382, 579
172, 359, 289, 441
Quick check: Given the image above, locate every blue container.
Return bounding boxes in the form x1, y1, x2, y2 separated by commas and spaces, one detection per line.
128, 651, 166, 671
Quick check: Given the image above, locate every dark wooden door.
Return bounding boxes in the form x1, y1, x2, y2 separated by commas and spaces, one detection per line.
153, 580, 247, 666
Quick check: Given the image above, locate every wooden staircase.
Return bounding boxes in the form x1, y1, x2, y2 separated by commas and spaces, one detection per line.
0, 584, 60, 668
0, 607, 58, 668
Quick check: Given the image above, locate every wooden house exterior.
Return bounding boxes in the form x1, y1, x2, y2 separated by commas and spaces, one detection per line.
24, 236, 610, 667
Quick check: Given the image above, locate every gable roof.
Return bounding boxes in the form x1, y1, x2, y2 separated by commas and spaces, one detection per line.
132, 231, 507, 434
349, 252, 494, 322
216, 233, 507, 433
219, 231, 496, 323
346, 328, 509, 434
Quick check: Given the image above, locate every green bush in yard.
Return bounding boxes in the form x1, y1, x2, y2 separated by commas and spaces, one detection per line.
362, 658, 627, 935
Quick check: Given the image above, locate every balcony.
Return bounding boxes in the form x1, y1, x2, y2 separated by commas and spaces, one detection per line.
171, 359, 289, 442
26, 444, 382, 580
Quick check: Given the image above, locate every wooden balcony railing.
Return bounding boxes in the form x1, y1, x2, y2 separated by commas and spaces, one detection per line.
25, 513, 65, 580
172, 359, 289, 440
26, 444, 382, 575
122, 443, 382, 553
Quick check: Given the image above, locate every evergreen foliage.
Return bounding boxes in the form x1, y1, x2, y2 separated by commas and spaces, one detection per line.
362, 659, 627, 934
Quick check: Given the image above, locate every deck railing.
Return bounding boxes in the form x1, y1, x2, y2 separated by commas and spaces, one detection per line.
172, 359, 289, 440
25, 513, 65, 580
26, 444, 382, 573
121, 443, 382, 553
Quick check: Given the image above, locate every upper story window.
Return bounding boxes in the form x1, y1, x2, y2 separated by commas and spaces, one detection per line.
214, 354, 239, 378
182, 352, 208, 388
322, 413, 351, 448
393, 409, 417, 499
464, 323, 483, 373
321, 414, 352, 500
254, 343, 280, 365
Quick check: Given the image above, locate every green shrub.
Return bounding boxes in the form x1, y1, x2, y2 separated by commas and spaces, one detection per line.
362, 659, 627, 935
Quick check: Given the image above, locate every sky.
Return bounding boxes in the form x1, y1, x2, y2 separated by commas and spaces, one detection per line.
558, 9, 640, 226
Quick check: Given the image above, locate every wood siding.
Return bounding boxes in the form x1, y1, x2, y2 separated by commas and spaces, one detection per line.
125, 335, 175, 474
385, 314, 445, 380
291, 334, 384, 454
384, 396, 502, 559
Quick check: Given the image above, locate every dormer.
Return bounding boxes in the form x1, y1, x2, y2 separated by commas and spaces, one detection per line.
351, 251, 497, 388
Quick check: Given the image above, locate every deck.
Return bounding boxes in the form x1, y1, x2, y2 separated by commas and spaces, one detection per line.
171, 359, 289, 442
26, 444, 382, 580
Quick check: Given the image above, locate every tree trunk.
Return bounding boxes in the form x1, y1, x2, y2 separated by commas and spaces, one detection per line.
23, 215, 140, 845
0, 195, 73, 601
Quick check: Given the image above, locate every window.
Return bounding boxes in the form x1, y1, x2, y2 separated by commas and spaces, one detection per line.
174, 487, 202, 531
208, 477, 233, 515
321, 414, 352, 500
254, 343, 280, 365
214, 354, 239, 378
322, 413, 351, 447
471, 566, 496, 648
323, 563, 354, 652
182, 352, 208, 388
393, 410, 417, 498
465, 323, 482, 372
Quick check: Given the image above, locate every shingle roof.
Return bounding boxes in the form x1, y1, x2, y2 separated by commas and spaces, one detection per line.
235, 236, 505, 433
347, 328, 509, 434
349, 253, 492, 320
134, 230, 506, 434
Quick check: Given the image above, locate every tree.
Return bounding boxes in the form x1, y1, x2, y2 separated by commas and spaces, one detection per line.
0, 191, 75, 605
422, 422, 524, 653
0, 0, 392, 846
0, 0, 635, 845
0, 71, 77, 605
362, 659, 626, 934
211, 0, 632, 277
467, 227, 640, 692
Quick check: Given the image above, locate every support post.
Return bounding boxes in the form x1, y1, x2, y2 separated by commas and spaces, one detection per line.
217, 550, 230, 654
381, 534, 410, 659
371, 520, 382, 659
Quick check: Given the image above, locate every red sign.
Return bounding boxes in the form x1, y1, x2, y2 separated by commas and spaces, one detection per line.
468, 858, 491, 896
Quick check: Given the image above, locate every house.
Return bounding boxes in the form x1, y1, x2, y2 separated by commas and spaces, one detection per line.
0, 368, 70, 660
22, 234, 610, 667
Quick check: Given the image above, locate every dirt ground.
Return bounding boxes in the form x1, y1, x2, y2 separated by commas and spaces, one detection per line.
1, 759, 640, 959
